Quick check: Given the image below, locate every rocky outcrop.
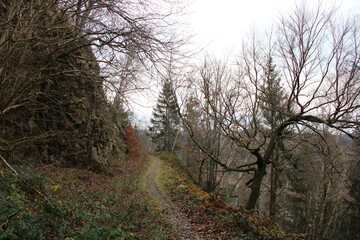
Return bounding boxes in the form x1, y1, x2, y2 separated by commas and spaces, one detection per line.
0, 0, 123, 170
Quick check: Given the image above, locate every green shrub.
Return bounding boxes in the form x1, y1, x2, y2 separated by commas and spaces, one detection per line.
0, 166, 172, 239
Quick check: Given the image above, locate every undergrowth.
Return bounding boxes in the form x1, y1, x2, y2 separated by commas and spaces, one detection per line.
158, 153, 308, 240
0, 153, 175, 240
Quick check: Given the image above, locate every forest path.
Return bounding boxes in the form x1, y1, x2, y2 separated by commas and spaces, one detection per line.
145, 156, 201, 240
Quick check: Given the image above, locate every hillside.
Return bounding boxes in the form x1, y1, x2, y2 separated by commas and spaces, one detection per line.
0, 152, 175, 239
1, 151, 307, 239
153, 154, 307, 240
1, 1, 358, 239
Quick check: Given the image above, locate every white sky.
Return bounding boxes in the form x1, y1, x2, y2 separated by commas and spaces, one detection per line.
187, 0, 359, 56
132, 0, 360, 127
187, 0, 293, 56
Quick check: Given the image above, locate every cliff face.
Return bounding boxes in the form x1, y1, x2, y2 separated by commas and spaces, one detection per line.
0, 0, 123, 169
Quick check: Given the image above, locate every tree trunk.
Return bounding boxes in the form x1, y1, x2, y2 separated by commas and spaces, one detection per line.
269, 149, 279, 216
246, 161, 267, 210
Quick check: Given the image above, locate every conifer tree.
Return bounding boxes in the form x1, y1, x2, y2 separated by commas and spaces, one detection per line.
148, 80, 180, 152
259, 57, 287, 216
259, 57, 287, 128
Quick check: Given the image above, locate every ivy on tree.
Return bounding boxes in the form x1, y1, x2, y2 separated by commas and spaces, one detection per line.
148, 80, 180, 152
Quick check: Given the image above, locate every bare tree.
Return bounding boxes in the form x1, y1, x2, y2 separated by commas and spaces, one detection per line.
178, 2, 359, 210
180, 57, 237, 193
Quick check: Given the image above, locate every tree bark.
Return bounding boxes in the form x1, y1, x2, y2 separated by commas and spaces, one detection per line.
269, 149, 280, 216
246, 160, 267, 210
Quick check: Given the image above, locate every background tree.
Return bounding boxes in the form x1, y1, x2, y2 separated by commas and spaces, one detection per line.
259, 56, 288, 216
148, 80, 180, 152
179, 58, 235, 193
278, 130, 350, 240
123, 124, 141, 155
339, 129, 360, 239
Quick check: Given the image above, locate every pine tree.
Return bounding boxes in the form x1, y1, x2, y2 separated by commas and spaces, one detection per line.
148, 80, 180, 152
260, 57, 286, 128
259, 57, 287, 216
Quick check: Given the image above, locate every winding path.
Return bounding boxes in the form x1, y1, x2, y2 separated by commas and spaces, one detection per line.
146, 156, 201, 240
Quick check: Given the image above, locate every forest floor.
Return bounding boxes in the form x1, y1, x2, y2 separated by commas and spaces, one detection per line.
0, 152, 306, 239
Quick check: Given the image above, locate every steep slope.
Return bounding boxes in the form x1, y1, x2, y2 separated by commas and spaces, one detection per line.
154, 153, 308, 240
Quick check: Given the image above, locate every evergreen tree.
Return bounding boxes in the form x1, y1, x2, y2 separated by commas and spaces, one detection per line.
259, 57, 287, 128
148, 80, 180, 152
259, 57, 287, 216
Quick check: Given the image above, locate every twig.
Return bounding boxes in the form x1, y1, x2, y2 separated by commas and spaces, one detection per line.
0, 154, 18, 175
0, 154, 52, 205
1, 209, 22, 229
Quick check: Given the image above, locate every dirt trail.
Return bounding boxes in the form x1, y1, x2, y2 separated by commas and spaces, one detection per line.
146, 156, 201, 240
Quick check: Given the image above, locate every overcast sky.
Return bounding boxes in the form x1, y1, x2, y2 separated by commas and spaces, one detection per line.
187, 0, 359, 56
132, 0, 360, 127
